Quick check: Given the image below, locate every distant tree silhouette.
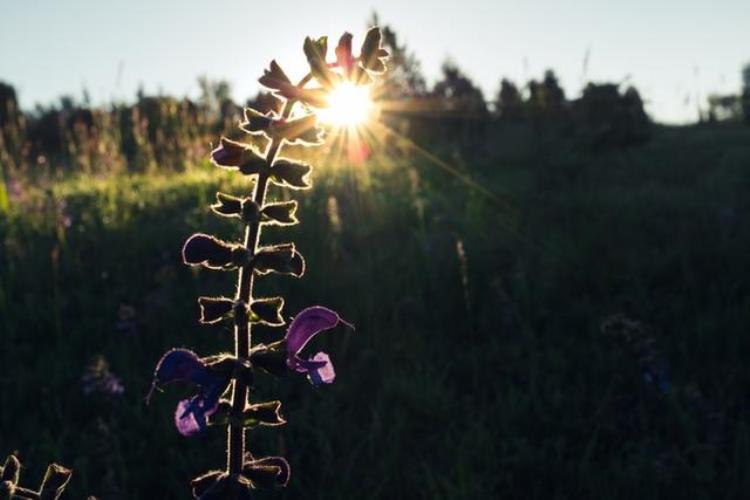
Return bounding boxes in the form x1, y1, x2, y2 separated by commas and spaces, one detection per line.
198, 77, 231, 112
571, 83, 650, 150
198, 77, 239, 133
431, 60, 488, 148
369, 13, 427, 99
432, 60, 488, 116
706, 94, 742, 122
743, 63, 750, 125
367, 14, 429, 144
0, 81, 25, 172
542, 70, 566, 114
527, 70, 567, 126
27, 105, 64, 160
495, 78, 523, 121
0, 76, 254, 174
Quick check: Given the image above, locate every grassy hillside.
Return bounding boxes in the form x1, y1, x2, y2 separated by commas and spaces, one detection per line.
2, 123, 750, 499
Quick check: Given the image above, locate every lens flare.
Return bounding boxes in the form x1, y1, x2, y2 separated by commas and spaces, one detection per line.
317, 82, 373, 127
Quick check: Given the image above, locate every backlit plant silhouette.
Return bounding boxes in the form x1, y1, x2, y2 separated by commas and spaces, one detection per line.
147, 29, 388, 498
0, 454, 71, 500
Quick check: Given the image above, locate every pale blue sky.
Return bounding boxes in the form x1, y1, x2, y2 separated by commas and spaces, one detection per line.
1, 0, 748, 123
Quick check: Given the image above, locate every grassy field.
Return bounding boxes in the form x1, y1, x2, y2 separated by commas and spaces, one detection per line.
2, 122, 750, 499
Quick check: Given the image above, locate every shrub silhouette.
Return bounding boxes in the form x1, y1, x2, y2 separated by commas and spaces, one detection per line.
570, 82, 650, 150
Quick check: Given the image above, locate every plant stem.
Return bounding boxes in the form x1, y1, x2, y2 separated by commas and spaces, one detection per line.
227, 74, 311, 475
11, 486, 40, 499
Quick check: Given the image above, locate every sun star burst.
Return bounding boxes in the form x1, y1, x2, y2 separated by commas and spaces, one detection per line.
317, 82, 373, 127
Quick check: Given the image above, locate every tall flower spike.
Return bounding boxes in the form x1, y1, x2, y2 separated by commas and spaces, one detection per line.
149, 29, 386, 497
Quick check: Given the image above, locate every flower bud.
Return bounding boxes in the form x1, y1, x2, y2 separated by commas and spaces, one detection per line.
249, 346, 287, 377
241, 108, 274, 136
182, 234, 247, 270
0, 480, 16, 499
0, 455, 20, 485
303, 36, 339, 90
241, 199, 261, 223
260, 59, 330, 108
360, 27, 388, 74
197, 297, 234, 324
335, 32, 355, 74
261, 201, 298, 226
191, 470, 227, 499
253, 244, 305, 277
213, 197, 293, 224
241, 455, 290, 488
258, 60, 292, 93
270, 160, 312, 189
269, 114, 324, 146
39, 463, 72, 500
210, 138, 267, 176
250, 297, 285, 326
243, 400, 286, 427
210, 192, 243, 217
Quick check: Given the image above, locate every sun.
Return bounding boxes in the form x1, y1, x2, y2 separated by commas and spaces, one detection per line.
317, 82, 374, 127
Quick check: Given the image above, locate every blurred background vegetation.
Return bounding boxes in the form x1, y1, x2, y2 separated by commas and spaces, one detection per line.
1, 18, 750, 500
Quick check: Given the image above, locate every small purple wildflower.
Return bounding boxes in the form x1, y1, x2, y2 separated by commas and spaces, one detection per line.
81, 355, 125, 396
175, 397, 216, 437
633, 338, 671, 394
115, 303, 138, 336
55, 198, 73, 229
601, 314, 671, 394
285, 306, 353, 386
147, 349, 232, 436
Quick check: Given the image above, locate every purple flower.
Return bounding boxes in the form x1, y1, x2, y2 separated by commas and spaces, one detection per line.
285, 306, 353, 386
147, 349, 231, 436
115, 303, 138, 336
335, 33, 355, 74
81, 355, 125, 397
